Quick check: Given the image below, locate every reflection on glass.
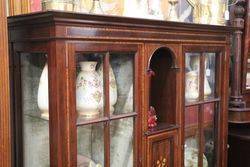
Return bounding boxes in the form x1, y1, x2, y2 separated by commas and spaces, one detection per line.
184, 106, 199, 167
21, 53, 50, 166
76, 53, 104, 121
185, 53, 200, 102
77, 123, 104, 167
110, 53, 134, 115
204, 53, 216, 99
203, 103, 216, 167
110, 118, 134, 167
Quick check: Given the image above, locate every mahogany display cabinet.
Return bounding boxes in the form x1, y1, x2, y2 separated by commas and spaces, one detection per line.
8, 11, 231, 167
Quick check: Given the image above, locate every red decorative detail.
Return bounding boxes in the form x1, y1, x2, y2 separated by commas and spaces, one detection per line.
148, 106, 157, 128
147, 68, 155, 77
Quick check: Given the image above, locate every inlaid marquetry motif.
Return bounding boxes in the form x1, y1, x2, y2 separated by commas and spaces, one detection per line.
156, 156, 167, 167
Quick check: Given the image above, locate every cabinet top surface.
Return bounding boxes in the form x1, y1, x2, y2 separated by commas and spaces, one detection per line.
8, 10, 233, 33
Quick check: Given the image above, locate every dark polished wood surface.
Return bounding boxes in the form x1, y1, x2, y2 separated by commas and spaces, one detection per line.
228, 1, 250, 166
0, 0, 12, 167
228, 124, 250, 167
8, 11, 231, 167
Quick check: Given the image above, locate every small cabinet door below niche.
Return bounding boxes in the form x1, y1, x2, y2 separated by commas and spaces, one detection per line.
147, 130, 178, 167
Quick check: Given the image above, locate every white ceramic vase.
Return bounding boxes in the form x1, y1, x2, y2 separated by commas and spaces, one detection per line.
204, 76, 212, 97
37, 63, 49, 120
185, 71, 199, 101
98, 63, 117, 114
76, 61, 102, 119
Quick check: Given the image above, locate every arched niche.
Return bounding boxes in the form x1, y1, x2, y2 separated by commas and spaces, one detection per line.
148, 47, 178, 126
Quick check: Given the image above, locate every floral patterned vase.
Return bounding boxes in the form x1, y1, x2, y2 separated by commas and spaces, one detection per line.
76, 61, 102, 119
185, 71, 199, 101
98, 63, 117, 114
37, 63, 49, 120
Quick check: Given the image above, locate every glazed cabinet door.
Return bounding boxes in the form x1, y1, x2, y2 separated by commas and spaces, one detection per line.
68, 42, 141, 167
11, 52, 50, 167
183, 47, 225, 167
147, 130, 178, 167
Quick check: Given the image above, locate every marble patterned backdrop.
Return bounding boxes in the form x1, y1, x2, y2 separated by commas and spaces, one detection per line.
21, 53, 50, 167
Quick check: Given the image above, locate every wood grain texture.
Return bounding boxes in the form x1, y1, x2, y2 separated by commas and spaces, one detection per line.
228, 124, 250, 167
8, 0, 30, 16
0, 0, 11, 167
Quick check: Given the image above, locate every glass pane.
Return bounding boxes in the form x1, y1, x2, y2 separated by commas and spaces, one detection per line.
184, 106, 199, 167
110, 118, 134, 167
21, 53, 50, 167
77, 123, 104, 167
110, 53, 134, 115
204, 53, 216, 99
185, 53, 200, 102
76, 53, 104, 122
203, 103, 216, 167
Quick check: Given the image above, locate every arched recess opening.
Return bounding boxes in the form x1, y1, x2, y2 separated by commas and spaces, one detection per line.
148, 47, 178, 127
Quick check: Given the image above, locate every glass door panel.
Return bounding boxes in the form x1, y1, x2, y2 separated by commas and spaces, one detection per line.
203, 103, 217, 167
184, 106, 199, 167
75, 48, 138, 167
20, 53, 50, 167
204, 53, 216, 99
184, 50, 220, 167
185, 53, 200, 102
109, 53, 134, 115
77, 123, 104, 166
110, 118, 134, 167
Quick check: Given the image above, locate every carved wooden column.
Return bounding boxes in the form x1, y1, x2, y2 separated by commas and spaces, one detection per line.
228, 0, 250, 123
229, 0, 246, 108
0, 0, 12, 166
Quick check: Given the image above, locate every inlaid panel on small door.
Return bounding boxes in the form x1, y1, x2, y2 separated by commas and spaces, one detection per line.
147, 130, 178, 167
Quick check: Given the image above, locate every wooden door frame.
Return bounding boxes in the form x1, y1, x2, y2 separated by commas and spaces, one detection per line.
0, 0, 12, 166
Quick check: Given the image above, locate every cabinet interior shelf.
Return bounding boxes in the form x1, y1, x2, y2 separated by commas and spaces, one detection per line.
77, 112, 137, 126
185, 98, 220, 107
145, 123, 179, 136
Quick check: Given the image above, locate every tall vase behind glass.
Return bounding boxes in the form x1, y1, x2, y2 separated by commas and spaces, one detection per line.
37, 62, 49, 120
76, 61, 102, 120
